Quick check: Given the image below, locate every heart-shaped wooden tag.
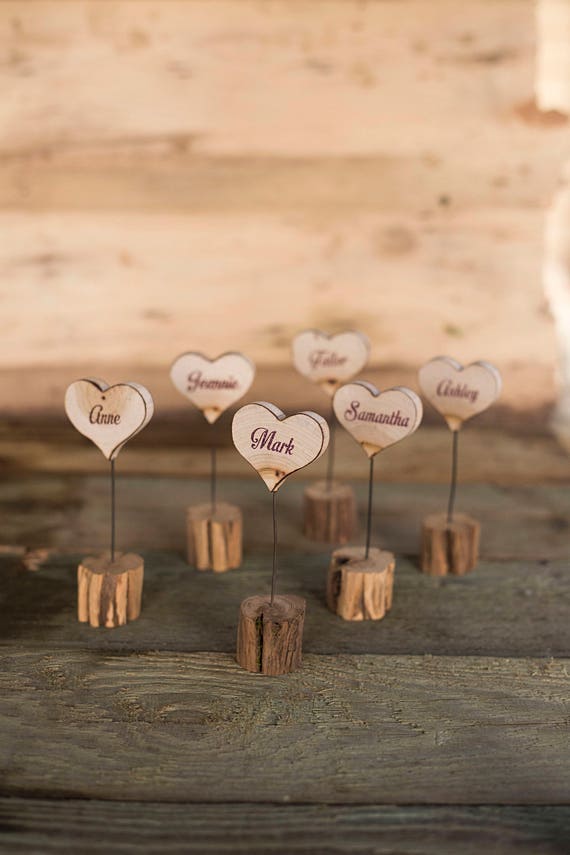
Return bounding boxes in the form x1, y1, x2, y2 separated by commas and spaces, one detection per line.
292, 330, 370, 397
170, 351, 255, 424
333, 382, 423, 458
232, 402, 329, 491
65, 378, 154, 460
418, 357, 502, 431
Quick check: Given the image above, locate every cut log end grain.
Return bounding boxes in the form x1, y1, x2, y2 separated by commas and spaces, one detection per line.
421, 512, 480, 576
77, 552, 144, 628
303, 479, 357, 544
327, 545, 395, 621
236, 594, 306, 676
187, 502, 242, 573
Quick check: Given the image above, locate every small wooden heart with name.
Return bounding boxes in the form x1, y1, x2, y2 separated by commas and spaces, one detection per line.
333, 382, 423, 458
65, 378, 154, 460
292, 330, 370, 397
232, 402, 330, 491
170, 351, 255, 424
418, 357, 502, 431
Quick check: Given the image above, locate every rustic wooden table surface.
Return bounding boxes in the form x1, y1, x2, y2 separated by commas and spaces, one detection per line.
1, 462, 569, 853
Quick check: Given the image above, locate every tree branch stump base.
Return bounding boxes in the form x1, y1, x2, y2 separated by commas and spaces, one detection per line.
77, 552, 144, 628
303, 479, 357, 544
327, 546, 395, 621
187, 502, 242, 572
421, 512, 480, 576
236, 594, 306, 675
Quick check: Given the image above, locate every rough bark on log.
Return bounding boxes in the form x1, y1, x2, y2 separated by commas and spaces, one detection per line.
236, 594, 305, 675
327, 546, 395, 621
187, 502, 242, 572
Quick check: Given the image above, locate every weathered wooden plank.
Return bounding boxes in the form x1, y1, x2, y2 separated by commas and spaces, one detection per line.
1, 154, 564, 213
0, 546, 568, 656
0, 362, 558, 435
0, 475, 568, 560
0, 208, 555, 379
0, 650, 569, 804
1, 0, 565, 170
1, 799, 569, 854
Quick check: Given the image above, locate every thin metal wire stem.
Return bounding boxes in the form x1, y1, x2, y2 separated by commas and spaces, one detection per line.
110, 458, 116, 562
211, 445, 217, 514
325, 401, 336, 491
365, 455, 374, 560
446, 430, 459, 525
270, 490, 278, 604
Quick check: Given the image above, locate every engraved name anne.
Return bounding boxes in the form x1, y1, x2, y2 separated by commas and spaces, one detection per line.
89, 405, 121, 425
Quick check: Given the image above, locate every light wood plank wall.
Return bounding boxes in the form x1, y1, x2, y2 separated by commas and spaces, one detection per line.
1, 0, 569, 424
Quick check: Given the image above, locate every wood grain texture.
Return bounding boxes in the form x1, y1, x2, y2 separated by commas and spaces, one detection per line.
421, 512, 481, 576
1, 800, 569, 855
0, 649, 569, 804
303, 480, 357, 544
187, 502, 242, 572
327, 545, 395, 621
419, 357, 502, 431
1, 549, 570, 658
236, 594, 305, 675
0, 0, 565, 405
0, 475, 567, 562
77, 552, 144, 627
170, 352, 255, 424
232, 403, 329, 491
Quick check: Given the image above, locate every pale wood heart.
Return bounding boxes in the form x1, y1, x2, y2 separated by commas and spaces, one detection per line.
232, 402, 330, 491
333, 382, 423, 458
65, 379, 154, 460
170, 351, 255, 424
292, 330, 370, 397
418, 357, 502, 431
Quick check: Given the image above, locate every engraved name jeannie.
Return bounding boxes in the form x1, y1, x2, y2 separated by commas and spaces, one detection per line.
187, 370, 238, 393
250, 427, 295, 455
89, 405, 121, 425
344, 401, 410, 428
436, 379, 478, 404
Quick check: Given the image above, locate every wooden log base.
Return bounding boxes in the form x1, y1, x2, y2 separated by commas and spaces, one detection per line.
236, 594, 306, 675
327, 546, 395, 622
421, 512, 480, 576
303, 479, 357, 544
77, 552, 144, 628
187, 502, 242, 572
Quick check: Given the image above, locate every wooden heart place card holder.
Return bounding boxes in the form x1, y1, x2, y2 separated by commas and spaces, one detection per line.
330, 383, 423, 621
65, 379, 154, 627
170, 352, 255, 573
418, 357, 502, 576
292, 330, 370, 544
232, 403, 329, 675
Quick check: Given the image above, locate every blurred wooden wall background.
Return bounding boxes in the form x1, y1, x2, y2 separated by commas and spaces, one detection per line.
1, 0, 569, 430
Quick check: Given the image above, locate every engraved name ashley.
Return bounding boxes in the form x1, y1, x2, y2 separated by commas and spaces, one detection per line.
344, 401, 409, 427
187, 371, 238, 393
309, 350, 347, 369
250, 427, 295, 455
89, 405, 121, 425
436, 379, 478, 404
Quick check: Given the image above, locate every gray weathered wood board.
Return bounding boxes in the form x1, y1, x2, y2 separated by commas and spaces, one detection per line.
0, 800, 569, 855
1, 650, 569, 804
1, 551, 568, 658
1, 473, 569, 851
0, 475, 568, 561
